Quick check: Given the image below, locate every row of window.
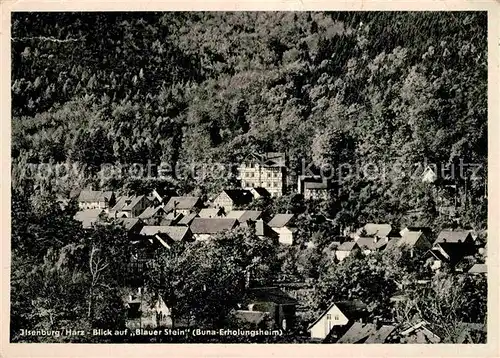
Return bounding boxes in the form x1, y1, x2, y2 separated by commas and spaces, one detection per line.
242, 181, 281, 188
240, 171, 280, 178
326, 314, 340, 321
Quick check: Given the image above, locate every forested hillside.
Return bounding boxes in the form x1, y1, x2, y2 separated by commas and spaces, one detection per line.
11, 11, 487, 228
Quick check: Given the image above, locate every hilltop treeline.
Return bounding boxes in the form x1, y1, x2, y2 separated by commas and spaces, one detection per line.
11, 12, 487, 228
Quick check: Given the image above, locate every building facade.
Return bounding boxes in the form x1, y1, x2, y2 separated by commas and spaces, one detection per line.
237, 153, 287, 197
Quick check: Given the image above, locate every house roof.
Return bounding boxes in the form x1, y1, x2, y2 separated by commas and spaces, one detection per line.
115, 217, 142, 231
198, 208, 223, 218
434, 230, 472, 245
384, 238, 401, 252
364, 325, 397, 343
140, 225, 190, 241
468, 263, 487, 274
177, 212, 197, 225
247, 287, 298, 305
123, 195, 145, 211
397, 231, 424, 248
241, 219, 278, 238
138, 206, 165, 219
268, 213, 294, 228
230, 310, 269, 326
226, 210, 262, 222
429, 242, 468, 264
78, 190, 113, 203
356, 237, 378, 251
190, 218, 238, 234
308, 300, 368, 330
337, 241, 358, 251
337, 322, 396, 343
110, 195, 130, 212
220, 189, 254, 205
304, 181, 328, 190
165, 196, 201, 211
245, 152, 286, 167
360, 223, 398, 238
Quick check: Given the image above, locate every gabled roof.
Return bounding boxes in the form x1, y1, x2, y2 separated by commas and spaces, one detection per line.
219, 189, 254, 205
115, 217, 143, 231
360, 224, 399, 238
244, 152, 286, 167
140, 225, 191, 242
468, 263, 487, 274
429, 242, 469, 264
190, 218, 238, 234
165, 196, 201, 211
241, 219, 278, 238
198, 208, 224, 218
308, 300, 368, 330
356, 237, 379, 251
337, 322, 396, 343
247, 287, 298, 305
384, 238, 401, 252
226, 210, 262, 222
123, 195, 146, 211
434, 230, 473, 245
78, 190, 114, 203
230, 310, 269, 326
177, 212, 197, 225
337, 241, 358, 251
138, 206, 165, 219
110, 195, 130, 212
397, 231, 424, 248
268, 214, 294, 228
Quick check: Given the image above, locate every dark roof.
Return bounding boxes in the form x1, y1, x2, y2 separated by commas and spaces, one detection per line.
429, 242, 470, 264
245, 152, 286, 167
247, 287, 298, 305
165, 196, 201, 210
226, 210, 262, 222
123, 195, 146, 211
268, 214, 294, 228
241, 219, 278, 238
434, 230, 473, 245
384, 238, 401, 252
364, 325, 397, 343
251, 187, 271, 197
190, 218, 238, 234
220, 189, 254, 205
78, 190, 114, 203
230, 310, 269, 326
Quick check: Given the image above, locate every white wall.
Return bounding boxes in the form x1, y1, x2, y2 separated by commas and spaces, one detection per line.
309, 305, 349, 340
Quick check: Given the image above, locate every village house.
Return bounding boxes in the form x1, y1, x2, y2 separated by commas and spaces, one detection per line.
213, 189, 254, 213
74, 208, 107, 229
77, 190, 115, 211
297, 175, 329, 200
334, 241, 360, 262
125, 290, 173, 329
393, 229, 433, 257
308, 300, 368, 341
177, 212, 197, 226
356, 237, 390, 255
433, 230, 475, 245
189, 218, 239, 241
114, 217, 145, 237
243, 287, 298, 331
268, 214, 296, 245
468, 263, 487, 275
240, 219, 279, 242
165, 196, 203, 216
237, 152, 287, 197
109, 195, 150, 218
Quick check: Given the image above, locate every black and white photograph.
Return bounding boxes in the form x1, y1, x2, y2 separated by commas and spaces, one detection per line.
8, 10, 489, 345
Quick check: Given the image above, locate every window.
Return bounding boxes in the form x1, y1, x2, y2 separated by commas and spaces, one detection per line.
334, 315, 340, 321
268, 182, 271, 187
326, 314, 332, 320
250, 172, 255, 178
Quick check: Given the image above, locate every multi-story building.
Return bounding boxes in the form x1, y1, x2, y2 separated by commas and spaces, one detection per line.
237, 152, 287, 197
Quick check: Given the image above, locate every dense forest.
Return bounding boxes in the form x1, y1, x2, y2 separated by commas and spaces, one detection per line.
11, 12, 487, 343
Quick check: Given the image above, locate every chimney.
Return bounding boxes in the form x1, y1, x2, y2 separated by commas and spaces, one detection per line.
373, 317, 382, 330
